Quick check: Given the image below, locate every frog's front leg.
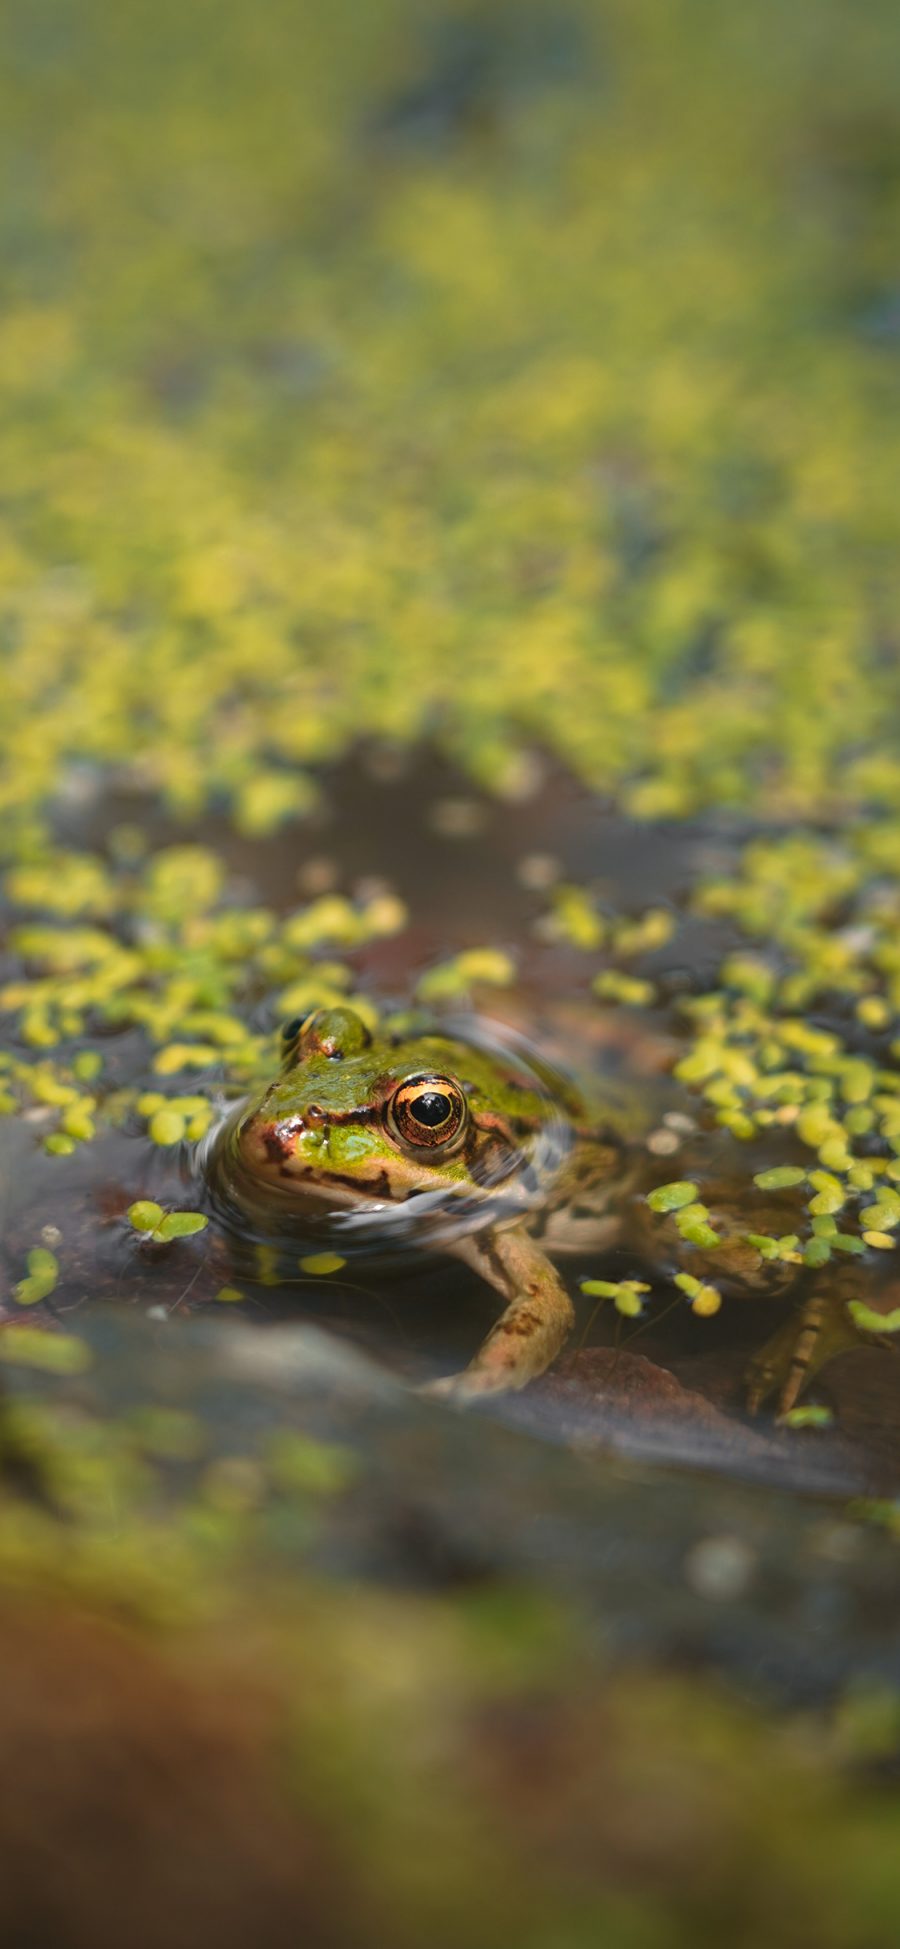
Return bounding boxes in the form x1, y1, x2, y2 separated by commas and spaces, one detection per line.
428, 1224, 575, 1400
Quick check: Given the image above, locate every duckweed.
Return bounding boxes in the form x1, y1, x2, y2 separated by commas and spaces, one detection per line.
673, 1274, 722, 1318
148, 1108, 188, 1146
13, 1249, 59, 1307
848, 1302, 900, 1336
128, 1202, 167, 1234
265, 1431, 358, 1497
580, 1277, 650, 1319
0, 0, 897, 1356
744, 1234, 801, 1263
674, 1206, 721, 1249
416, 949, 516, 1003
1, 1, 899, 838
543, 888, 606, 952
128, 1203, 209, 1243
0, 1329, 91, 1375
592, 971, 657, 1008
646, 1182, 699, 1214
0, 847, 410, 1168
754, 1169, 807, 1192
780, 1406, 834, 1431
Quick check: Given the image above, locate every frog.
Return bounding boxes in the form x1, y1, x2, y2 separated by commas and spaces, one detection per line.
207, 1004, 866, 1409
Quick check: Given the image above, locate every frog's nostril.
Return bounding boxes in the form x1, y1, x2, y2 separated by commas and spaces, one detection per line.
305, 1104, 325, 1124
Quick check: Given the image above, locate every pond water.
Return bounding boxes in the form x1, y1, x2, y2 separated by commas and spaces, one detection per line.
3, 746, 898, 1497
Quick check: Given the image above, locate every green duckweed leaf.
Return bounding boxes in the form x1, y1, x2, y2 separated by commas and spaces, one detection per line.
13, 1247, 59, 1306
780, 1404, 834, 1429
753, 1167, 807, 1190
848, 1301, 900, 1335
128, 1201, 164, 1233
646, 1181, 698, 1213
155, 1211, 209, 1241
148, 1108, 187, 1146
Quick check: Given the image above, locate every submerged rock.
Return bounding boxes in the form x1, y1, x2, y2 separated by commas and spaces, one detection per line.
1, 1309, 899, 1705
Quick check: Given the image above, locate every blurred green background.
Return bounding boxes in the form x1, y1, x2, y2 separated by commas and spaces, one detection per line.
2, 0, 900, 832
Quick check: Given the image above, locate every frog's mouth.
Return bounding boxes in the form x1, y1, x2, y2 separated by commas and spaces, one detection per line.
204, 1094, 574, 1257
205, 1106, 495, 1259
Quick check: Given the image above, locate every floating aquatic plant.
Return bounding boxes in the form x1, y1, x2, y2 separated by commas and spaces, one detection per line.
127, 1203, 209, 1243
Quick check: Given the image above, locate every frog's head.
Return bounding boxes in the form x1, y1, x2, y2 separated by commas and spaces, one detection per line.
230, 1005, 572, 1234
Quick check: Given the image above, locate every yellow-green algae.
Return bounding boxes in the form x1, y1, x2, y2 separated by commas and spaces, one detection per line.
0, 0, 898, 1303
0, 0, 898, 836
0, 842, 408, 1167
579, 1275, 650, 1320
528, 824, 900, 1295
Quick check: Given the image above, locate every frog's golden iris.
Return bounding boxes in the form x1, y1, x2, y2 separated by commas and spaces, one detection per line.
388, 1076, 467, 1151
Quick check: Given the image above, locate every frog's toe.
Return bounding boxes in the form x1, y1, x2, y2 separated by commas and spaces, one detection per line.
746, 1339, 809, 1417
745, 1345, 782, 1417
745, 1292, 860, 1418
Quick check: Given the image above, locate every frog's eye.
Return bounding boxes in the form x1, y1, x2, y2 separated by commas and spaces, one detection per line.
281, 1014, 313, 1059
387, 1075, 468, 1151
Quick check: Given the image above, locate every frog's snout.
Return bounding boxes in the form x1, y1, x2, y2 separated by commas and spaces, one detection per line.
239, 1111, 324, 1173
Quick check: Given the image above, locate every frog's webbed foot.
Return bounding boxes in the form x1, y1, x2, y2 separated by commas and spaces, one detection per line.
424, 1226, 575, 1404
745, 1289, 861, 1417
